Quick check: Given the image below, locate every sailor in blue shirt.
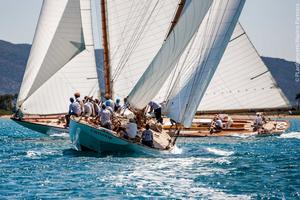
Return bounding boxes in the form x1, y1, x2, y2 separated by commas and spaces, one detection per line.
142, 124, 154, 147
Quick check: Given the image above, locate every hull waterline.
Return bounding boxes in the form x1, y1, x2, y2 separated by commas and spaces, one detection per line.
11, 118, 67, 135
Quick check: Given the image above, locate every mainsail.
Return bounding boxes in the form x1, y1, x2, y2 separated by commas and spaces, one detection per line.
17, 0, 99, 115
198, 23, 290, 111
165, 0, 246, 127
127, 0, 213, 109
105, 0, 180, 99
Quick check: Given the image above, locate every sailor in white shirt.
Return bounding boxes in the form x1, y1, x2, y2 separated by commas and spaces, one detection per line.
83, 99, 94, 117
254, 113, 263, 126
65, 97, 81, 127
98, 104, 112, 130
125, 118, 137, 139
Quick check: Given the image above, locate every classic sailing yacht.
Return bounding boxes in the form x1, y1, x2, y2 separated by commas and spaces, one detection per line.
69, 0, 247, 153
69, 0, 216, 153
12, 0, 100, 134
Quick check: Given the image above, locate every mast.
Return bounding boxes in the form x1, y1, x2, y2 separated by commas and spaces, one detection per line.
166, 0, 186, 39
100, 0, 112, 97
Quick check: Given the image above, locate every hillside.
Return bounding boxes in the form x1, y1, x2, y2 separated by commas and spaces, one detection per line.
0, 40, 298, 106
0, 40, 30, 94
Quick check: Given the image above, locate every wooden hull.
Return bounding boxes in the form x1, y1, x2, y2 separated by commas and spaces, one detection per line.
69, 120, 172, 155
165, 120, 289, 138
11, 118, 67, 134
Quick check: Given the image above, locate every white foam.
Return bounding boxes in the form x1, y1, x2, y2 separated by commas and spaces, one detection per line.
170, 145, 183, 154
25, 149, 60, 159
230, 133, 257, 138
278, 132, 300, 140
49, 132, 69, 138
205, 147, 234, 157
26, 150, 42, 158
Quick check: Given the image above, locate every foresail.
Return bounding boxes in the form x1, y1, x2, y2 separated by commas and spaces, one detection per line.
127, 0, 213, 109
198, 23, 290, 111
165, 0, 246, 127
17, 0, 99, 115
106, 0, 179, 100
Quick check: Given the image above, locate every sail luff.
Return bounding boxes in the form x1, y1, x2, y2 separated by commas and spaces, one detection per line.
100, 0, 112, 97
165, 0, 246, 127
127, 0, 213, 110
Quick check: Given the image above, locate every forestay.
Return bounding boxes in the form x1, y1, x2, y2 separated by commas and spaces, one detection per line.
105, 0, 179, 100
127, 0, 213, 109
165, 0, 246, 127
198, 23, 290, 111
17, 0, 99, 115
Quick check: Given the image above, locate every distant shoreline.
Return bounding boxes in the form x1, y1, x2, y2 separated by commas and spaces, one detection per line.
0, 115, 11, 119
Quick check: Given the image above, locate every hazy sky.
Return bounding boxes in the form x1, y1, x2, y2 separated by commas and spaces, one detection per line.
0, 0, 297, 61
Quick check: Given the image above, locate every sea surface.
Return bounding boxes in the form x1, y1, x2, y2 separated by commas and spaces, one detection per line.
0, 119, 299, 199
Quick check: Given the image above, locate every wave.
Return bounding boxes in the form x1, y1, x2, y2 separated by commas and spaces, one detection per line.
278, 132, 300, 140
205, 147, 234, 157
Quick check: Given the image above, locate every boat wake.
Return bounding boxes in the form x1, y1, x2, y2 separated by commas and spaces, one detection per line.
205, 147, 234, 157
278, 132, 300, 140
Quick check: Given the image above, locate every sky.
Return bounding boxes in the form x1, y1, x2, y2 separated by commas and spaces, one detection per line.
0, 0, 297, 61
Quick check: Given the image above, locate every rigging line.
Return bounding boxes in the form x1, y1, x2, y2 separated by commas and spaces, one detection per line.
113, 0, 166, 83
229, 32, 245, 43
250, 71, 269, 80
110, 1, 137, 61
111, 1, 154, 80
111, 4, 149, 80
112, 1, 161, 82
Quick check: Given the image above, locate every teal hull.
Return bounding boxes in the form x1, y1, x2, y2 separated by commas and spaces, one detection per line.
12, 118, 67, 135
69, 120, 170, 155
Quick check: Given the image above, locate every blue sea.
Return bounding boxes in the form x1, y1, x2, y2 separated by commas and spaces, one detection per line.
0, 119, 299, 199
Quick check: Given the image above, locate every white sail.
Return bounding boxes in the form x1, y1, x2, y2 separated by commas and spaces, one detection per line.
198, 23, 290, 111
105, 0, 179, 100
127, 0, 213, 109
165, 0, 246, 127
17, 0, 100, 115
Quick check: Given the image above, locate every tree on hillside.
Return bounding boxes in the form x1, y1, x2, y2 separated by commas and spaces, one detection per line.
0, 94, 15, 111
296, 93, 300, 110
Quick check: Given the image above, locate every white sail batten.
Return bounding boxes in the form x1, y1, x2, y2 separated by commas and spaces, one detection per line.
127, 0, 213, 109
17, 0, 99, 115
198, 23, 290, 111
105, 0, 179, 99
166, 0, 246, 127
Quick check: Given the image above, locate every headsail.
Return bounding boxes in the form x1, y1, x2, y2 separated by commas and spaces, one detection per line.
105, 0, 179, 99
165, 0, 246, 127
198, 23, 290, 111
17, 0, 99, 115
127, 0, 213, 109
